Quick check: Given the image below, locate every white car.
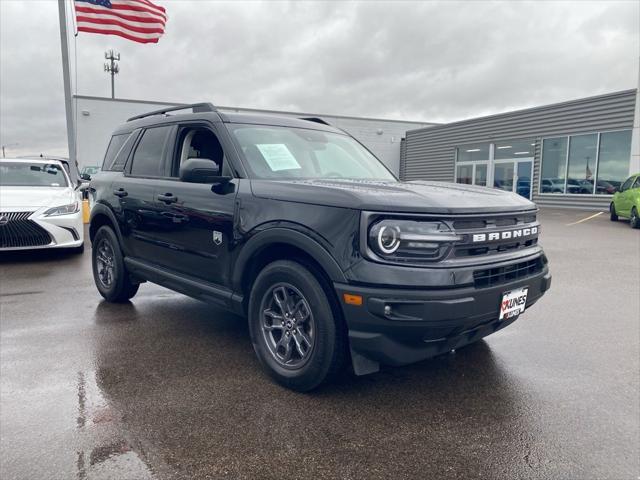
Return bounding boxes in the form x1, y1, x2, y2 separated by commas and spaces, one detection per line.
0, 158, 84, 253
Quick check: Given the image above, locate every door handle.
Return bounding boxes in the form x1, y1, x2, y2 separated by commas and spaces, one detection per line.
113, 188, 128, 198
157, 193, 178, 204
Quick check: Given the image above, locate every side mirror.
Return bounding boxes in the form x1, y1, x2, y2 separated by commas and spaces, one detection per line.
80, 173, 91, 181
179, 158, 228, 184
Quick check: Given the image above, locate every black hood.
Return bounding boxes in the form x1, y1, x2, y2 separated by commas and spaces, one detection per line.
250, 179, 536, 214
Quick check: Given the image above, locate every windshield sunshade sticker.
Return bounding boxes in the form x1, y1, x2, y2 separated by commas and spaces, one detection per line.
256, 144, 301, 171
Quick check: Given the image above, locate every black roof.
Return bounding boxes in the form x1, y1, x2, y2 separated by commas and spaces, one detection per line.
218, 111, 343, 133
113, 106, 344, 136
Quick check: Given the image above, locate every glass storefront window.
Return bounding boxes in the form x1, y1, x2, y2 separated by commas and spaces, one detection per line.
494, 162, 514, 191
596, 130, 632, 195
456, 144, 489, 162
452, 131, 630, 196
540, 131, 631, 195
494, 139, 535, 160
566, 134, 598, 194
474, 164, 487, 186
540, 137, 568, 193
456, 164, 473, 184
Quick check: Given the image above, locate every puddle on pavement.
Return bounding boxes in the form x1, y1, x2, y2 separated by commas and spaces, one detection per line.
74, 370, 157, 480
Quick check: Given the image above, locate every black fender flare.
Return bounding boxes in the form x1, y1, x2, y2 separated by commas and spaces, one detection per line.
89, 203, 125, 249
231, 227, 347, 292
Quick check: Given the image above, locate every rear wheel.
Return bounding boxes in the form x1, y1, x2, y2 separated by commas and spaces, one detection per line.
630, 207, 639, 229
92, 226, 139, 302
248, 260, 347, 391
610, 202, 618, 221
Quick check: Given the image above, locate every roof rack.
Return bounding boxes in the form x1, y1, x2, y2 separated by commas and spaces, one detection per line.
127, 102, 217, 122
299, 117, 331, 126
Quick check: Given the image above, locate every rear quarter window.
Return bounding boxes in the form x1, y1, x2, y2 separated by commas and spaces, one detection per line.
101, 134, 129, 171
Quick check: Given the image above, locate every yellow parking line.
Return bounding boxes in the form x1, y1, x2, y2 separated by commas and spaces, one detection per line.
566, 211, 603, 226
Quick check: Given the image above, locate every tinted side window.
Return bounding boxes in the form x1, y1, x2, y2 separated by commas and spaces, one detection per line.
102, 134, 128, 170
633, 177, 640, 189
111, 131, 139, 172
130, 126, 171, 177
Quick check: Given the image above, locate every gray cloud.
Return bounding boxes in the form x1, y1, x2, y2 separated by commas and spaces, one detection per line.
1, 0, 638, 158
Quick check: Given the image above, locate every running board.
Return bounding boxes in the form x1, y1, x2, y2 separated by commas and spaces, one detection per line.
124, 257, 244, 314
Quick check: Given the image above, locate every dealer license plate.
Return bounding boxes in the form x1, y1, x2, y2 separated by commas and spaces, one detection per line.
499, 287, 528, 320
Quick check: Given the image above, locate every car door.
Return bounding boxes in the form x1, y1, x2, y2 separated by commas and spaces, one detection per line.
113, 125, 174, 261
150, 123, 239, 287
632, 177, 640, 210
616, 176, 635, 217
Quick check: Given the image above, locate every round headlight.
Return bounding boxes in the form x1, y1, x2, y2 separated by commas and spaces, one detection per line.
377, 225, 401, 254
367, 218, 461, 262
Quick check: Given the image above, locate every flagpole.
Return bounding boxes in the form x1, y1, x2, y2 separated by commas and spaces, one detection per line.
57, 0, 76, 166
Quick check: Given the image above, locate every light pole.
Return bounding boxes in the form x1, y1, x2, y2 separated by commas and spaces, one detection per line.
104, 50, 120, 99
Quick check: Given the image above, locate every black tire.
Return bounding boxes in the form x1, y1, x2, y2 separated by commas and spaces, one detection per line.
610, 203, 618, 221
248, 260, 347, 392
630, 207, 640, 229
92, 226, 139, 302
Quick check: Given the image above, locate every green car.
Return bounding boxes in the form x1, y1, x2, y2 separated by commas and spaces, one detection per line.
610, 173, 640, 229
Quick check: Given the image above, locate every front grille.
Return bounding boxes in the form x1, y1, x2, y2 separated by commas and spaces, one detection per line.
473, 257, 545, 289
0, 212, 52, 248
451, 213, 539, 258
456, 238, 538, 257
452, 214, 536, 231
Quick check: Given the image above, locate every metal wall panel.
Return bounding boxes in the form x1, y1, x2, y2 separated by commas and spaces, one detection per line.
399, 138, 407, 178
403, 90, 637, 210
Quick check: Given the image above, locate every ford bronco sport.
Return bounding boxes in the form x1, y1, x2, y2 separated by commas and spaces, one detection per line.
89, 103, 551, 391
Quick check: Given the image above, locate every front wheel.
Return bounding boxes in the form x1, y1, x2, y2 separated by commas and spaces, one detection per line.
248, 260, 347, 392
610, 202, 618, 221
92, 226, 139, 302
630, 207, 640, 229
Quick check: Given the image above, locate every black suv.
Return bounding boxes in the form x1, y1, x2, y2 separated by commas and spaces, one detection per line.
89, 103, 551, 391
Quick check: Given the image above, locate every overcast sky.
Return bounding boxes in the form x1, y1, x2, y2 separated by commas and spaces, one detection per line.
1, 0, 638, 157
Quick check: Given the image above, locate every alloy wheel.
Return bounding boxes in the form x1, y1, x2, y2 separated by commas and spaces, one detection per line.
260, 283, 315, 368
95, 239, 116, 288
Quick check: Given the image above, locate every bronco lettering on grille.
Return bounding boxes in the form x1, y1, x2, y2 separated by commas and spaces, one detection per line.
472, 226, 538, 243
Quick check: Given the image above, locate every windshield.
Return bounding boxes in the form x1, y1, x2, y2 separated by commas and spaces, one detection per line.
230, 124, 396, 181
0, 162, 69, 187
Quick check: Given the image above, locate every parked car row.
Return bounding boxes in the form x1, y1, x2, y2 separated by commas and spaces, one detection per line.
1, 110, 635, 389
540, 177, 622, 195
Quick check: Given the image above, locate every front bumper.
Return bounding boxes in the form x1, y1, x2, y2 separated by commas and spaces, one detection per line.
335, 265, 551, 374
0, 209, 84, 251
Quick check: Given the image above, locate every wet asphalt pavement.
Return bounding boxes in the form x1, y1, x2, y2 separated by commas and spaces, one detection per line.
1, 208, 638, 480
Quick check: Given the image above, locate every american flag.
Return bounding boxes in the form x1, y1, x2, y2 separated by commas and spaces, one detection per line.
74, 0, 167, 44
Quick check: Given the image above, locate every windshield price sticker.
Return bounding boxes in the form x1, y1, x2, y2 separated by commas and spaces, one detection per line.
499, 287, 528, 320
256, 144, 301, 171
